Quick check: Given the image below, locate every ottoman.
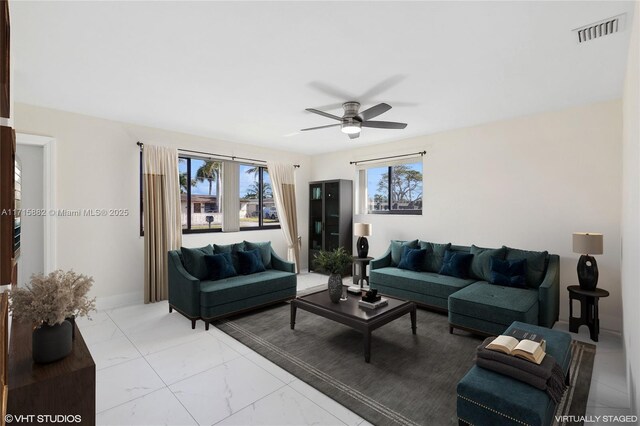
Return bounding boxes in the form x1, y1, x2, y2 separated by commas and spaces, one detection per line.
449, 282, 539, 336
457, 322, 572, 426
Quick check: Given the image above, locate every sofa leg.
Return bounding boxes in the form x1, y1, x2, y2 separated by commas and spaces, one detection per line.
191, 319, 196, 330
169, 305, 173, 313
205, 321, 210, 331
449, 326, 454, 334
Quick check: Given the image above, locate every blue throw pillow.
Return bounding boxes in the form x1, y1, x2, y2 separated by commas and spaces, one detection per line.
490, 257, 527, 288
204, 253, 237, 281
237, 249, 267, 275
439, 250, 473, 279
397, 246, 427, 272
180, 245, 214, 280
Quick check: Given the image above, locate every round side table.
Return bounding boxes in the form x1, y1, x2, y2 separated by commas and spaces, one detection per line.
567, 285, 609, 342
352, 256, 374, 289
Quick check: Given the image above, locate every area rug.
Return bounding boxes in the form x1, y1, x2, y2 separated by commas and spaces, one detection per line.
215, 302, 595, 426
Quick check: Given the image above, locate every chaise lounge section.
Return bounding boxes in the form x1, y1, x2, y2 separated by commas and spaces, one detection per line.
370, 240, 559, 335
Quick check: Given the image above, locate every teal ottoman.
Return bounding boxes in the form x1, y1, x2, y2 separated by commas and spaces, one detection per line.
457, 322, 572, 426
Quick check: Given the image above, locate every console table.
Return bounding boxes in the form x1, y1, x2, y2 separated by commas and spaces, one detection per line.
567, 285, 609, 342
7, 320, 96, 425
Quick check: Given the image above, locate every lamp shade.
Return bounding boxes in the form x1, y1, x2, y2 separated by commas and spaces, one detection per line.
354, 223, 372, 237
572, 233, 603, 255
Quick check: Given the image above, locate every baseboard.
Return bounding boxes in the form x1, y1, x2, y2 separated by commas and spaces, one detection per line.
95, 291, 141, 310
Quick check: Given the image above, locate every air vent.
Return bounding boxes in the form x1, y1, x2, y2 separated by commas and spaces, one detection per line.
573, 14, 626, 43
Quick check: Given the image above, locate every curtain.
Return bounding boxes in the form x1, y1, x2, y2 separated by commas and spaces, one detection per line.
143, 144, 182, 303
222, 161, 240, 232
267, 162, 300, 273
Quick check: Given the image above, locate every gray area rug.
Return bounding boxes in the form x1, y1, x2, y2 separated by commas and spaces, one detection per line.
215, 302, 595, 426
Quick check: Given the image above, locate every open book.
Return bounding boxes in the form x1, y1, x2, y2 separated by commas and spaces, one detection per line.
486, 335, 547, 364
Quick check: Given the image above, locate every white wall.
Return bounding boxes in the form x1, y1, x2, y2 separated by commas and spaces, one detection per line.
15, 144, 44, 286
14, 103, 311, 309
621, 2, 639, 414
311, 100, 623, 332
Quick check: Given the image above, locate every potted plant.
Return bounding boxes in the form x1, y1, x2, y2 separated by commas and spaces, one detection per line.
313, 247, 352, 303
9, 270, 96, 363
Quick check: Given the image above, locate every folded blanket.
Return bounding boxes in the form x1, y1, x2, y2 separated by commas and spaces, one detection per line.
476, 337, 567, 403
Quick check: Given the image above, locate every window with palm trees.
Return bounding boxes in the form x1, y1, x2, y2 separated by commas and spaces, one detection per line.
178, 157, 223, 232
239, 164, 279, 229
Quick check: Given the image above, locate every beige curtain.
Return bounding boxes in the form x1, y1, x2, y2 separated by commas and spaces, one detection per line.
267, 162, 300, 272
143, 144, 182, 303
222, 161, 240, 232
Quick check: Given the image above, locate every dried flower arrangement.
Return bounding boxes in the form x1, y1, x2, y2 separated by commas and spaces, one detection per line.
9, 270, 96, 326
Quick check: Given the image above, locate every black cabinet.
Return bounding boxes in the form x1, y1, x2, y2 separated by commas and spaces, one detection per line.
308, 180, 353, 272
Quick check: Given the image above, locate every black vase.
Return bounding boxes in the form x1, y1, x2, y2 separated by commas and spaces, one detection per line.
66, 315, 76, 340
357, 237, 369, 258
32, 320, 73, 364
577, 254, 599, 290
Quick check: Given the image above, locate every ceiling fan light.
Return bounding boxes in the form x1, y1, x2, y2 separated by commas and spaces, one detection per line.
341, 121, 361, 134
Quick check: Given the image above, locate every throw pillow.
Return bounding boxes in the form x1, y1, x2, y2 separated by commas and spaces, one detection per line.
244, 241, 272, 269
214, 242, 246, 271
470, 245, 507, 281
439, 250, 474, 279
390, 240, 419, 266
204, 252, 237, 281
490, 257, 527, 288
237, 249, 267, 275
419, 241, 452, 272
397, 246, 427, 272
504, 246, 548, 288
180, 245, 214, 280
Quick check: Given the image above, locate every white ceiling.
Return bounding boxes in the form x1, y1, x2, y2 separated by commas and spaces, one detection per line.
11, 1, 635, 155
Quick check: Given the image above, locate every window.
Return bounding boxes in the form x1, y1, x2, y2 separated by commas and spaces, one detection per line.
239, 164, 280, 229
365, 161, 423, 214
180, 157, 222, 232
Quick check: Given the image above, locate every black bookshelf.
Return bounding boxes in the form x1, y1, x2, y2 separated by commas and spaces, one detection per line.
308, 179, 353, 273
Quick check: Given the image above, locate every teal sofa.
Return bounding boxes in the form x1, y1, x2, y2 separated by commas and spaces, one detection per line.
370, 241, 559, 336
168, 243, 296, 330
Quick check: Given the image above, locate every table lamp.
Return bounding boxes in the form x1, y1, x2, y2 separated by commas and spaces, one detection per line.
572, 232, 603, 290
354, 223, 372, 258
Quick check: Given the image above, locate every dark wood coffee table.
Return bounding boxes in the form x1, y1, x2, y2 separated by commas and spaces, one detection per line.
290, 289, 416, 363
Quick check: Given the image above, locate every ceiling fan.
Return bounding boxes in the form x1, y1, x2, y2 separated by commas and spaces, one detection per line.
301, 102, 407, 139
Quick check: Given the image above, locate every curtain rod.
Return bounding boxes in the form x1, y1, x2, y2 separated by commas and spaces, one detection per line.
349, 150, 426, 165
136, 142, 300, 168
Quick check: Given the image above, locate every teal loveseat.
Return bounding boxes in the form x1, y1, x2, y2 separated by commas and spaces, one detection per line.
168, 242, 296, 330
370, 241, 559, 336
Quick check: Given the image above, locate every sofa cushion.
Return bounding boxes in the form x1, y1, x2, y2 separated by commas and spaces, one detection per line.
397, 247, 427, 272
370, 267, 476, 299
180, 245, 214, 280
504, 246, 548, 288
214, 242, 246, 271
419, 241, 451, 272
490, 257, 527, 288
469, 245, 506, 281
390, 240, 419, 266
200, 270, 295, 307
238, 249, 267, 275
204, 252, 237, 281
439, 250, 474, 278
448, 282, 539, 326
244, 241, 272, 269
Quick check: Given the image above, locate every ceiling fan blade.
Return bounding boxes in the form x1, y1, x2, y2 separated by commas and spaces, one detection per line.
305, 108, 343, 121
361, 121, 407, 129
300, 123, 341, 132
358, 103, 392, 121
348, 132, 360, 139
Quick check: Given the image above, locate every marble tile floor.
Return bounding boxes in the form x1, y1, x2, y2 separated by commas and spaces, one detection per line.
80, 273, 633, 425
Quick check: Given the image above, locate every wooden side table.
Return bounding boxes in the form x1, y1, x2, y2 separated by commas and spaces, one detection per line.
352, 256, 374, 289
567, 285, 609, 342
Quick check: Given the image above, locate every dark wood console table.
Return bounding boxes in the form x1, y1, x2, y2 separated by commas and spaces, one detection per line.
7, 320, 95, 425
